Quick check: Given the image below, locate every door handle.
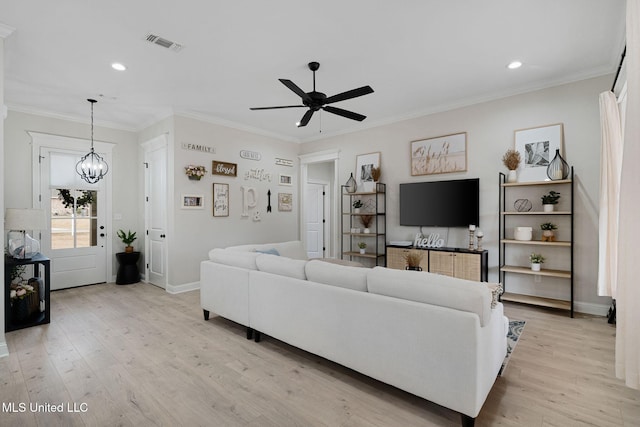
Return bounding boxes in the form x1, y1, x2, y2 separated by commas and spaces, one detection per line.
100, 233, 105, 237
160, 234, 166, 238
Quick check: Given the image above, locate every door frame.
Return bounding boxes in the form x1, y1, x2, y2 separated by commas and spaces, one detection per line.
299, 149, 340, 258
30, 131, 114, 283
306, 179, 331, 258
142, 134, 169, 289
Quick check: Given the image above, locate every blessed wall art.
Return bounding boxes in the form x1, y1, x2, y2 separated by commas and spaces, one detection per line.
212, 160, 237, 177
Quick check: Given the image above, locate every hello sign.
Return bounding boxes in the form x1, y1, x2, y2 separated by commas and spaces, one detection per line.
414, 232, 445, 249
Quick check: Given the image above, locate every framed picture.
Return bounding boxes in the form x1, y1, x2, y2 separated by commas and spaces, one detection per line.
411, 132, 467, 176
212, 183, 229, 217
355, 152, 381, 188
514, 123, 564, 182
212, 160, 237, 177
278, 193, 292, 212
181, 194, 204, 209
279, 174, 292, 186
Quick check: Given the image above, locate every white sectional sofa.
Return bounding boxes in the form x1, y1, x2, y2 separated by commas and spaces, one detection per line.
200, 241, 507, 426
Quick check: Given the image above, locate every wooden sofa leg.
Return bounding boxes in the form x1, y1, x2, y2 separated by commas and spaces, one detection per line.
254, 331, 262, 343
203, 309, 210, 321
461, 414, 475, 427
246, 327, 253, 340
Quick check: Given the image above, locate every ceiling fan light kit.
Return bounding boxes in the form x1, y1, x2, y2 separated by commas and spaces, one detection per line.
250, 61, 374, 127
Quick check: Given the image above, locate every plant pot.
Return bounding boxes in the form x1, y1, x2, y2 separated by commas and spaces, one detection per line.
543, 204, 554, 212
507, 170, 518, 183
363, 228, 370, 234
359, 248, 366, 255
188, 175, 202, 181
514, 227, 533, 241
542, 230, 555, 242
125, 246, 134, 253
531, 263, 541, 272
353, 208, 361, 214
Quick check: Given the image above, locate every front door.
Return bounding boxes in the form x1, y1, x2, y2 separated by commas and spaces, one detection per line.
39, 148, 108, 289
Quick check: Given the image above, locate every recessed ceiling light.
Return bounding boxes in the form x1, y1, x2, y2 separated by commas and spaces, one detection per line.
111, 63, 126, 71
507, 61, 523, 70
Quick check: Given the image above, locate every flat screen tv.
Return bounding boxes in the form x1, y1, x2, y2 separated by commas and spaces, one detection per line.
399, 178, 479, 227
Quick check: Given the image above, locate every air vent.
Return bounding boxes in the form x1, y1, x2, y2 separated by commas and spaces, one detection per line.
145, 33, 183, 52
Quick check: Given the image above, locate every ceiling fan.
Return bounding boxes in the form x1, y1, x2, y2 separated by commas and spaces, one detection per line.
250, 61, 374, 127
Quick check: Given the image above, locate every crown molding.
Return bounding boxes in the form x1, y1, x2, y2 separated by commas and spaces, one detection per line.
0, 22, 16, 39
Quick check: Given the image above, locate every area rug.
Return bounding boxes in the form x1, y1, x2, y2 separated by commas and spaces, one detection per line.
499, 320, 526, 376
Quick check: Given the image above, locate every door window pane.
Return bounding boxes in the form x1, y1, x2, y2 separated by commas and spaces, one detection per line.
51, 189, 98, 249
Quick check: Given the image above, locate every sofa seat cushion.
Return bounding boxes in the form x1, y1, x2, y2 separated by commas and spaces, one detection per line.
256, 254, 307, 280
208, 248, 260, 270
227, 241, 307, 260
367, 267, 493, 326
305, 260, 368, 292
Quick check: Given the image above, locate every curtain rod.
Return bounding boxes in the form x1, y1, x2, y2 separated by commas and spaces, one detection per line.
611, 45, 627, 92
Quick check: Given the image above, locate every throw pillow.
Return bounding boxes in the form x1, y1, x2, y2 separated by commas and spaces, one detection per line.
255, 248, 280, 256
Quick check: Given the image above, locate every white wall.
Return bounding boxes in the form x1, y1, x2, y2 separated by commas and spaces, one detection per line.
300, 75, 611, 311
167, 115, 300, 286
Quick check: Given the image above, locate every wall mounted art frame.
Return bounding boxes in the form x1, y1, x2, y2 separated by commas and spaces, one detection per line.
411, 132, 467, 176
355, 152, 381, 188
514, 123, 564, 182
279, 174, 292, 186
212, 183, 229, 217
278, 193, 292, 212
181, 194, 204, 209
212, 160, 237, 177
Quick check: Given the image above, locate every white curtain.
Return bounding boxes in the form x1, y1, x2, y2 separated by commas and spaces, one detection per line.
616, 0, 640, 390
597, 91, 623, 297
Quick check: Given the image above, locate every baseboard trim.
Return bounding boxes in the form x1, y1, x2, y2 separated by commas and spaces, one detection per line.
575, 301, 610, 317
0, 339, 9, 358
166, 281, 200, 294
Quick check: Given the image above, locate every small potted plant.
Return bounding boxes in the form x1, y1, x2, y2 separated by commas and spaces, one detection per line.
541, 191, 561, 212
502, 149, 521, 183
529, 253, 545, 271
358, 242, 367, 254
360, 215, 374, 233
352, 199, 363, 213
540, 222, 558, 242
117, 229, 137, 253
404, 250, 423, 271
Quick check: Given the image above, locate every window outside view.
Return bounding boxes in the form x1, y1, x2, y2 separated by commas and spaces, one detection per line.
50, 189, 98, 249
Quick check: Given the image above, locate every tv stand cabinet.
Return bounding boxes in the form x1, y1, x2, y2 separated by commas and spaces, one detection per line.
387, 246, 488, 282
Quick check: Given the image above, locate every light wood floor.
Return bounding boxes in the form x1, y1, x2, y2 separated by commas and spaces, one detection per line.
1, 283, 639, 426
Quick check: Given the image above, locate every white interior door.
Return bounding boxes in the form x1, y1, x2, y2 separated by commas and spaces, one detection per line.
144, 137, 167, 288
40, 148, 108, 289
305, 182, 325, 258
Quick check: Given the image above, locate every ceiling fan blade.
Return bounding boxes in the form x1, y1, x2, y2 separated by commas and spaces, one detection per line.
250, 105, 306, 110
324, 85, 374, 105
297, 109, 314, 127
279, 79, 312, 103
323, 105, 366, 122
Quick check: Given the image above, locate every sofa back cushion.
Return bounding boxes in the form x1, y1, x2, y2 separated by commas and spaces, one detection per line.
305, 260, 368, 292
226, 241, 308, 260
256, 254, 307, 280
208, 248, 260, 270
366, 267, 492, 326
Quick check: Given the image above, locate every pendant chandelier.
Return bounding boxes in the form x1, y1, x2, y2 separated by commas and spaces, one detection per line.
76, 98, 109, 183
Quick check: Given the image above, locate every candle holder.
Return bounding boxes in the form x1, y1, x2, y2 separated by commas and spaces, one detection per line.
468, 229, 475, 250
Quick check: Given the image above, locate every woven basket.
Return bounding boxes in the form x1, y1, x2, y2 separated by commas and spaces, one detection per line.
11, 281, 40, 324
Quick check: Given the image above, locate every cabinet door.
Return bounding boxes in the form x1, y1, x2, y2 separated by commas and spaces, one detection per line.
429, 251, 455, 276
387, 247, 428, 270
453, 253, 481, 281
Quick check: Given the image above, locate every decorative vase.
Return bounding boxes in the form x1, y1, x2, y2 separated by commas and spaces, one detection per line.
531, 263, 541, 272
543, 204, 554, 212
405, 266, 422, 271
362, 181, 375, 192
345, 173, 357, 193
363, 228, 370, 234
547, 149, 569, 180
507, 170, 518, 183
514, 227, 533, 241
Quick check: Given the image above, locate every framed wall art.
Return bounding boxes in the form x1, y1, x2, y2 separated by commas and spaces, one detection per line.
514, 123, 564, 182
212, 183, 229, 217
278, 193, 292, 212
355, 152, 381, 189
279, 174, 292, 186
212, 160, 237, 177
411, 132, 467, 176
181, 194, 204, 209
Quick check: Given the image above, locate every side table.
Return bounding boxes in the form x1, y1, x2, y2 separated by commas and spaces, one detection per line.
116, 252, 140, 285
5, 253, 51, 332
